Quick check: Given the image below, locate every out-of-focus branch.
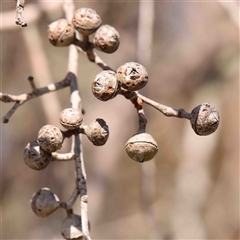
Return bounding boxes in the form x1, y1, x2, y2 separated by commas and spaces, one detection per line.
1, 3, 40, 30
170, 87, 221, 239
2, 2, 63, 31
22, 22, 63, 124
219, 2, 239, 29
136, 2, 159, 239
15, 0, 27, 27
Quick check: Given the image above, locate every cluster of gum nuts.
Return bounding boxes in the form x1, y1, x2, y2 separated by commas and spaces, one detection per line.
91, 61, 220, 162
24, 109, 108, 239
23, 6, 220, 238
46, 6, 220, 163
48, 7, 120, 53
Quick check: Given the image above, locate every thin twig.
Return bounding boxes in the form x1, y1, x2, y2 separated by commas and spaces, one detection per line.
15, 0, 27, 27
64, 1, 91, 239
61, 188, 79, 211
28, 76, 38, 94
137, 93, 191, 119
0, 74, 70, 123
51, 152, 75, 161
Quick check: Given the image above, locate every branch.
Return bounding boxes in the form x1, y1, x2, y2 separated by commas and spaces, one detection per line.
60, 188, 79, 211
0, 75, 71, 123
15, 0, 27, 27
137, 93, 191, 119
51, 152, 75, 161
64, 1, 91, 239
73, 41, 114, 71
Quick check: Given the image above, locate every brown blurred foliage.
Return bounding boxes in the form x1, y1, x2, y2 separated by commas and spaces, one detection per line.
1, 1, 239, 239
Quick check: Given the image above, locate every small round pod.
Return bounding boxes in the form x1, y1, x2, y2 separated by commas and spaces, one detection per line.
59, 108, 83, 130
24, 140, 52, 170
61, 213, 83, 240
31, 188, 60, 218
117, 62, 148, 91
37, 125, 64, 152
190, 102, 220, 136
93, 24, 120, 53
125, 132, 158, 163
92, 70, 119, 101
48, 19, 75, 47
84, 118, 109, 146
72, 8, 102, 36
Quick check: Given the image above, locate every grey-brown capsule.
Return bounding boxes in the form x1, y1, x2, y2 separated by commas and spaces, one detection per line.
125, 132, 158, 162
92, 70, 119, 101
190, 103, 220, 136
37, 125, 64, 152
72, 8, 102, 36
48, 19, 75, 47
84, 119, 109, 146
93, 24, 120, 53
59, 108, 83, 130
117, 62, 148, 91
24, 140, 52, 170
61, 214, 83, 240
31, 188, 60, 218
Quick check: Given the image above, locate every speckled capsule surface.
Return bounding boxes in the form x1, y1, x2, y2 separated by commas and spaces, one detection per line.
84, 118, 109, 146
72, 8, 102, 36
190, 103, 220, 136
37, 125, 63, 152
125, 132, 158, 162
117, 62, 148, 91
24, 140, 52, 170
31, 188, 60, 218
93, 24, 120, 53
48, 19, 75, 47
59, 108, 83, 130
92, 70, 119, 101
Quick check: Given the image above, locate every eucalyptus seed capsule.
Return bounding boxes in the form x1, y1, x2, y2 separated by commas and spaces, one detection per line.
31, 188, 60, 218
93, 24, 120, 53
72, 8, 102, 36
125, 132, 158, 162
24, 140, 52, 170
190, 103, 220, 136
37, 125, 63, 152
117, 62, 148, 91
48, 19, 75, 47
92, 70, 119, 101
61, 213, 83, 240
59, 108, 83, 130
84, 118, 109, 146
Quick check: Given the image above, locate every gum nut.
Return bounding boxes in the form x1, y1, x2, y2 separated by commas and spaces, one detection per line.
59, 108, 83, 130
190, 103, 220, 136
85, 118, 109, 146
37, 125, 63, 152
93, 24, 120, 53
125, 132, 158, 162
31, 188, 60, 218
24, 140, 52, 170
61, 214, 83, 240
92, 70, 119, 101
48, 19, 75, 47
117, 62, 148, 91
72, 8, 102, 35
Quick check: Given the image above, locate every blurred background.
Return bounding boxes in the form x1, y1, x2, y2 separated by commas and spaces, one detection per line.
1, 0, 239, 239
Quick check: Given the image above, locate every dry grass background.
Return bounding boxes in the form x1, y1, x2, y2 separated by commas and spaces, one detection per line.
1, 1, 239, 239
